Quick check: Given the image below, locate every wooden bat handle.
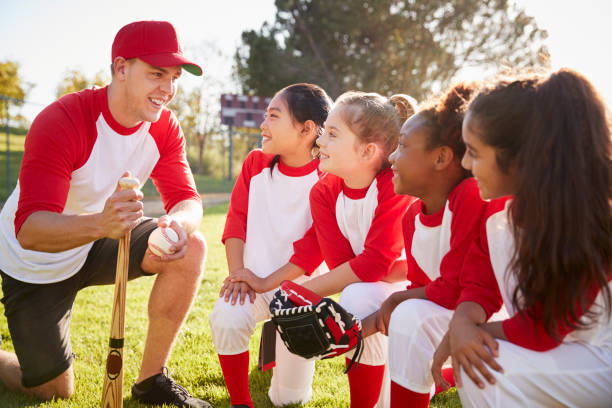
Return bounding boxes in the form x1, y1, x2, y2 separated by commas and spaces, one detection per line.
101, 176, 138, 408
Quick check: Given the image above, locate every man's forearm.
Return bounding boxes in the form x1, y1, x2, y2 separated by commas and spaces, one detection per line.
167, 199, 203, 234
17, 211, 106, 252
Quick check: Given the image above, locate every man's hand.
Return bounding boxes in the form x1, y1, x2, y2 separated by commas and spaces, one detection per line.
230, 268, 271, 293
219, 277, 256, 305
100, 173, 143, 239
146, 216, 188, 262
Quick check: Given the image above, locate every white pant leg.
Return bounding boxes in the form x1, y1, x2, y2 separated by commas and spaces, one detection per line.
388, 299, 454, 394
268, 330, 316, 406
340, 281, 407, 408
210, 279, 317, 406
340, 281, 407, 365
458, 340, 612, 408
209, 290, 273, 354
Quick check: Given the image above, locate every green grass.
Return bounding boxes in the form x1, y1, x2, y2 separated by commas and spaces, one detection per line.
142, 175, 235, 198
0, 203, 460, 407
0, 131, 24, 203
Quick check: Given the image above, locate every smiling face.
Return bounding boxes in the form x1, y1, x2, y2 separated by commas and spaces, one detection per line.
259, 92, 304, 156
317, 107, 366, 178
119, 58, 181, 126
461, 112, 517, 200
389, 114, 439, 196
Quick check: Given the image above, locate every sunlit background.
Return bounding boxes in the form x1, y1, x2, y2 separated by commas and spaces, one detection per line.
1, 0, 611, 122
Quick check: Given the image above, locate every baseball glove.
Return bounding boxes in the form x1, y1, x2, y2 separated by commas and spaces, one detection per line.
269, 280, 363, 372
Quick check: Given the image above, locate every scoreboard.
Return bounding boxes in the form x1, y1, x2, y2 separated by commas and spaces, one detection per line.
220, 94, 270, 129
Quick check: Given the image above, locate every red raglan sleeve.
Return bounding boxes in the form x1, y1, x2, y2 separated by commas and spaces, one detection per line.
309, 177, 357, 269
289, 225, 324, 275
402, 202, 433, 288
150, 111, 201, 213
349, 172, 414, 282
502, 276, 612, 351
15, 98, 86, 234
425, 178, 489, 309
456, 198, 508, 318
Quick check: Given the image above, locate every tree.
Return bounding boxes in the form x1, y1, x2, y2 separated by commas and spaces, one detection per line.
56, 69, 108, 98
169, 87, 216, 174
0, 60, 30, 122
234, 0, 549, 100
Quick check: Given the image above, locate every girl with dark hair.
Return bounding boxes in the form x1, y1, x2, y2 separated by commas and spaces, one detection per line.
209, 83, 332, 407
432, 69, 612, 407
232, 91, 418, 407
356, 82, 503, 408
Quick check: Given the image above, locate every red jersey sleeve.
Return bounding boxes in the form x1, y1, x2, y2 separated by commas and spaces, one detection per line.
222, 151, 271, 243
502, 274, 612, 351
15, 93, 95, 234
349, 171, 414, 282
425, 178, 489, 309
149, 111, 201, 213
309, 175, 357, 269
290, 225, 324, 275
456, 198, 507, 319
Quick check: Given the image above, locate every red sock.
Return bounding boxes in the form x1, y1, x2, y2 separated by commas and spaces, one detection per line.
346, 358, 385, 408
391, 381, 430, 408
218, 352, 253, 407
434, 367, 456, 395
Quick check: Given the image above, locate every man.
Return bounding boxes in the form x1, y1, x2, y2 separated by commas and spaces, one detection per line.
0, 21, 210, 407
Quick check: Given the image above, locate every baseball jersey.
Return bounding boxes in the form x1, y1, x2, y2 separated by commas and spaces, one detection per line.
462, 199, 612, 351
222, 150, 322, 278
402, 177, 491, 310
291, 168, 415, 282
0, 86, 200, 284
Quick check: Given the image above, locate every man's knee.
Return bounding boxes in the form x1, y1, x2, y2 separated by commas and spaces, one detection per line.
155, 231, 206, 279
29, 367, 74, 400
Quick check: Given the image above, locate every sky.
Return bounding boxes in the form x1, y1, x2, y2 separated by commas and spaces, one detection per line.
1, 0, 611, 121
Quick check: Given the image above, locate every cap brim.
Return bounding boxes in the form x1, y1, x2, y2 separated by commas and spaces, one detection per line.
139, 53, 203, 76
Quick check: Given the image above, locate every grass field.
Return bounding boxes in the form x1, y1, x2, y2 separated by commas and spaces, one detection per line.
0, 131, 24, 203
0, 203, 460, 407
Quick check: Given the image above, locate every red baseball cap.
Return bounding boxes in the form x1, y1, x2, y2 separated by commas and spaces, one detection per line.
112, 20, 202, 76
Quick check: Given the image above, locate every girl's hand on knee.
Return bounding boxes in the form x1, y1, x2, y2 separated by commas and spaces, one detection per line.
230, 268, 269, 293
220, 280, 256, 305
449, 321, 503, 389
432, 333, 452, 392
376, 292, 403, 335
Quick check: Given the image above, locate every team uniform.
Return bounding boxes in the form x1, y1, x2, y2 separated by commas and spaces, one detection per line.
457, 200, 612, 407
290, 168, 415, 407
387, 178, 499, 398
208, 150, 322, 406
0, 86, 199, 386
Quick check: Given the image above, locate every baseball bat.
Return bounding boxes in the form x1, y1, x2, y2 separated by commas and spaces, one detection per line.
101, 176, 139, 408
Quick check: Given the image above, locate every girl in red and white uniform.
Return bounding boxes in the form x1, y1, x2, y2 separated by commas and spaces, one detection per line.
232, 91, 418, 407
431, 69, 612, 407
357, 83, 503, 407
209, 84, 332, 407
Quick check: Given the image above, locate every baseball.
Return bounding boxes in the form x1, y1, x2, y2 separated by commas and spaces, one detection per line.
148, 227, 179, 256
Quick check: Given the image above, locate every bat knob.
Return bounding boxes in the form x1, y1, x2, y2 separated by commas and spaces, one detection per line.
118, 177, 139, 190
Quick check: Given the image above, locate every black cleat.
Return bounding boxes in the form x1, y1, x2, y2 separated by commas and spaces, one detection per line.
131, 367, 212, 407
